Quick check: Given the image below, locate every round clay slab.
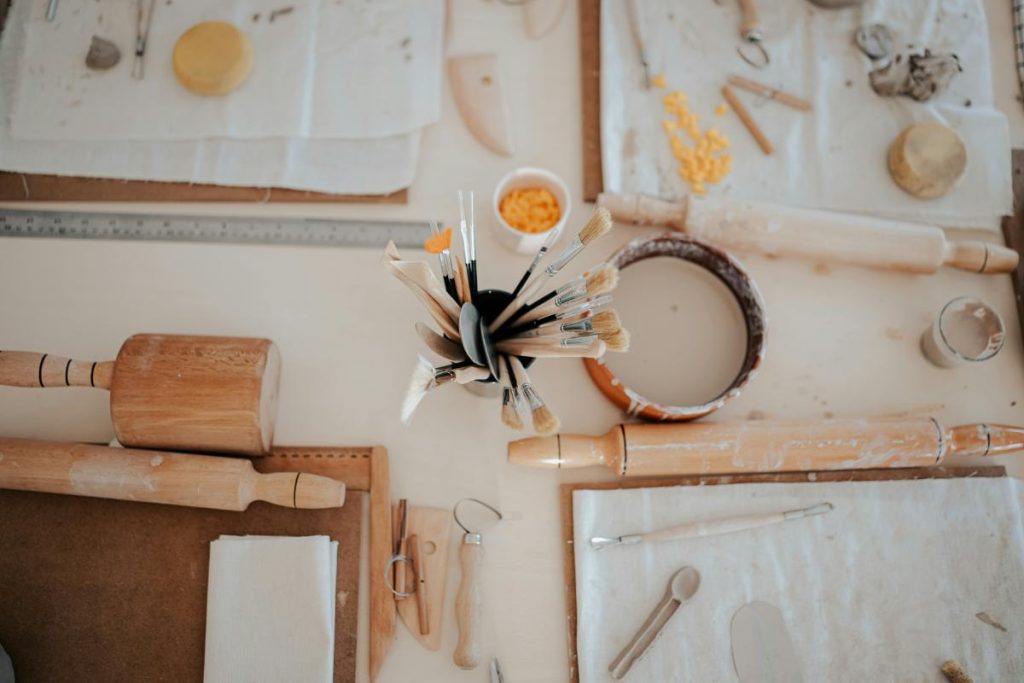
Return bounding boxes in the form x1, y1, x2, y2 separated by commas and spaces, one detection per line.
173, 21, 253, 96
888, 122, 966, 199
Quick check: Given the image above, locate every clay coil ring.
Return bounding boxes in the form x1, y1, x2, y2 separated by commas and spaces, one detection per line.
583, 233, 767, 421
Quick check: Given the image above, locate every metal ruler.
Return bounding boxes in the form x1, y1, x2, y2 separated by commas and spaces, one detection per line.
0, 208, 433, 249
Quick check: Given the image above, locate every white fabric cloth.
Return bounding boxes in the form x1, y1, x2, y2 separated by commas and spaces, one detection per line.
204, 535, 338, 683
573, 477, 1024, 682
601, 0, 1012, 229
11, 0, 443, 141
0, 0, 420, 194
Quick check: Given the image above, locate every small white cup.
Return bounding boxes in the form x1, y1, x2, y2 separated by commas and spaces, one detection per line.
920, 296, 1005, 368
492, 167, 571, 254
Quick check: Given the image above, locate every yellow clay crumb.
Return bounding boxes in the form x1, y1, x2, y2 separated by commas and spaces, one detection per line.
658, 89, 733, 194
715, 103, 729, 116
499, 187, 561, 234
651, 73, 667, 89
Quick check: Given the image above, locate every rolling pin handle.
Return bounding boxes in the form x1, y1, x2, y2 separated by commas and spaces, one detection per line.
945, 241, 1020, 274
0, 351, 113, 389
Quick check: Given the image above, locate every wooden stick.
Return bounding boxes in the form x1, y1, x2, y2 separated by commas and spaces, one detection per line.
727, 74, 811, 111
395, 499, 409, 600
721, 85, 773, 155
409, 533, 430, 635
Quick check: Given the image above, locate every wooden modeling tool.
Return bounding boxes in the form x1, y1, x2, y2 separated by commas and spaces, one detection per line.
509, 418, 1024, 477
394, 499, 409, 599
625, 0, 652, 87
598, 192, 1020, 275
590, 503, 832, 549
721, 84, 773, 154
414, 322, 465, 362
453, 498, 503, 670
257, 445, 394, 682
408, 534, 430, 635
609, 566, 701, 680
396, 506, 452, 650
731, 602, 804, 683
0, 438, 345, 511
0, 334, 280, 456
449, 54, 514, 156
727, 74, 811, 111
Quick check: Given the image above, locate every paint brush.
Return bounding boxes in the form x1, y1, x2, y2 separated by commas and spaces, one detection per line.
401, 356, 490, 424
510, 228, 562, 298
458, 190, 478, 302
509, 357, 560, 435
514, 310, 625, 341
431, 220, 459, 301
498, 356, 524, 430
497, 338, 607, 359
499, 294, 612, 339
489, 209, 613, 333
509, 263, 619, 327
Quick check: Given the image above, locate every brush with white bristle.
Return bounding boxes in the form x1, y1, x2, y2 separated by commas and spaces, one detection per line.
509, 263, 620, 328
401, 355, 491, 424
498, 294, 612, 339
489, 209, 613, 333
509, 356, 560, 435
498, 338, 607, 359
498, 355, 525, 430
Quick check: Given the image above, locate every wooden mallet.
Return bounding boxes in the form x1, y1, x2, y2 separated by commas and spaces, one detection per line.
0, 334, 280, 456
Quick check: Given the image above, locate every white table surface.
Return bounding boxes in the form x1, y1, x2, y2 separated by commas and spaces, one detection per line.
2, 2, 1024, 681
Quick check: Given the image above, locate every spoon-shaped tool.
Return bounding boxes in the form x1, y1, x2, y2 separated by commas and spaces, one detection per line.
609, 566, 701, 680
459, 303, 486, 367
478, 317, 500, 380
415, 322, 466, 362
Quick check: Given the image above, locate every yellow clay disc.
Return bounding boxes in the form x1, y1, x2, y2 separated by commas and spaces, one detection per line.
173, 21, 253, 96
887, 122, 967, 199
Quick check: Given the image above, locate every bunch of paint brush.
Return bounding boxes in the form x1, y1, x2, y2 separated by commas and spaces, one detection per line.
386, 192, 627, 435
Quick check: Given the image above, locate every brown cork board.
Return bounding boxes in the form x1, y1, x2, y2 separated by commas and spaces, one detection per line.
580, 0, 603, 203
1000, 148, 1024, 349
559, 465, 1007, 683
0, 172, 408, 203
0, 483, 363, 681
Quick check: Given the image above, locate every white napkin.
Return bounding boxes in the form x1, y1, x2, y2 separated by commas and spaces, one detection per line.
11, 0, 444, 141
204, 535, 338, 683
573, 478, 1024, 682
0, 0, 420, 195
601, 0, 1012, 229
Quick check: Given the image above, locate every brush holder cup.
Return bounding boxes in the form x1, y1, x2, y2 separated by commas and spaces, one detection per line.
461, 289, 535, 397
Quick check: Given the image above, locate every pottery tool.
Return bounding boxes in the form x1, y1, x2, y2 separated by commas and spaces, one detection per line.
504, 262, 619, 330
585, 233, 765, 421
731, 602, 804, 683
510, 417, 1024, 476
496, 338, 606, 359
395, 506, 452, 650
393, 499, 409, 599
1016, 1, 1024, 111
488, 208, 613, 333
499, 356, 525, 430
458, 191, 479, 300
625, 0, 652, 87
590, 503, 832, 550
459, 303, 486, 365
0, 334, 279, 456
389, 259, 462, 321
499, 295, 611, 339
736, 0, 769, 68
0, 438, 345, 511
400, 356, 490, 424
0, 208, 433, 248
449, 54, 514, 156
46, 0, 58, 21
490, 658, 505, 683
478, 317, 501, 379
453, 498, 503, 670
415, 322, 465, 362
510, 356, 560, 435
921, 296, 1005, 368
132, 0, 156, 80
727, 75, 810, 111
608, 567, 701, 680
429, 221, 458, 300
598, 193, 1020, 275
721, 85, 773, 155
408, 534, 430, 634
511, 228, 562, 297
257, 445, 393, 682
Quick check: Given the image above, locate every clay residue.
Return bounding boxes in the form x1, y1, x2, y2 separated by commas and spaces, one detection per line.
975, 611, 1008, 633
869, 50, 961, 102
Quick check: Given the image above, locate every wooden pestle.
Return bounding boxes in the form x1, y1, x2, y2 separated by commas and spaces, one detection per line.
597, 192, 1019, 275
0, 334, 280, 456
0, 437, 345, 511
508, 418, 1024, 477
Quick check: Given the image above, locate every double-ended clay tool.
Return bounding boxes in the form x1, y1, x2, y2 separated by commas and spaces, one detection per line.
598, 193, 1019, 275
0, 334, 280, 456
453, 498, 503, 670
0, 438, 345, 511
509, 417, 1024, 477
591, 503, 832, 550
609, 566, 701, 680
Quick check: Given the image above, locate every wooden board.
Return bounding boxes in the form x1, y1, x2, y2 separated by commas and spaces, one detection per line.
0, 488, 363, 682
559, 465, 1007, 683
395, 505, 453, 651
0, 172, 408, 203
1001, 148, 1024, 349
580, 0, 604, 203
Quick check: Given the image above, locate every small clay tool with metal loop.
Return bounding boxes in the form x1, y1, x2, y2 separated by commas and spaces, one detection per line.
453, 498, 503, 670
737, 0, 769, 68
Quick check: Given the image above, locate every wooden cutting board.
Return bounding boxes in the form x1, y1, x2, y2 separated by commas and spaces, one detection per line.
559, 465, 1007, 683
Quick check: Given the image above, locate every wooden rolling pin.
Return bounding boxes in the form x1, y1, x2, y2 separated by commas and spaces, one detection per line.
0, 438, 345, 510
508, 418, 1024, 476
597, 192, 1019, 275
0, 334, 280, 455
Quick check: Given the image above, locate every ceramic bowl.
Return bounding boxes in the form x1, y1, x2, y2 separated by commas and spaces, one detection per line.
492, 167, 570, 254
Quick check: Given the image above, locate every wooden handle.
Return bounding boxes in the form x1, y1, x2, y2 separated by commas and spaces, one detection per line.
641, 512, 786, 543
0, 351, 113, 389
409, 534, 430, 635
597, 192, 687, 230
727, 75, 811, 111
453, 540, 483, 669
944, 241, 1020, 274
0, 438, 345, 511
738, 0, 760, 39
722, 85, 773, 155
